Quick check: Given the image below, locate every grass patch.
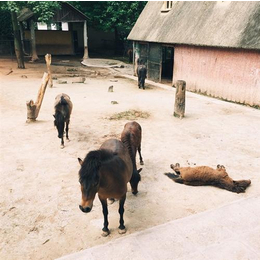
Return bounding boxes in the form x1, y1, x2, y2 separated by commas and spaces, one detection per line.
109, 109, 150, 120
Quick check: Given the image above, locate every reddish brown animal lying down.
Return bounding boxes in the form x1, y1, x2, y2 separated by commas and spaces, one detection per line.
165, 164, 251, 193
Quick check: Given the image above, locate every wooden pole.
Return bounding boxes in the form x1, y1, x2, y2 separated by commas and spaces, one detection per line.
134, 42, 140, 77
83, 20, 89, 59
26, 72, 49, 122
174, 80, 186, 119
45, 53, 53, 88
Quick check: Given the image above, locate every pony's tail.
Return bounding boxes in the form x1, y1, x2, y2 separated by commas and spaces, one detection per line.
122, 132, 136, 165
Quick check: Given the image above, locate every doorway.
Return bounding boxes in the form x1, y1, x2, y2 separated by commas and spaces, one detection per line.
161, 46, 174, 85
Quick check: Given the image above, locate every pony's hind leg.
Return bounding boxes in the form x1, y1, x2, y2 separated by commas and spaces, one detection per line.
170, 163, 181, 174
65, 120, 70, 141
118, 194, 126, 234
100, 198, 110, 237
138, 146, 144, 165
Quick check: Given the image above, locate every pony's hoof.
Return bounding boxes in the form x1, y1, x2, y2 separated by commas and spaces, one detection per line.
118, 228, 126, 234
108, 198, 115, 204
140, 161, 144, 165
101, 230, 110, 237
60, 145, 65, 149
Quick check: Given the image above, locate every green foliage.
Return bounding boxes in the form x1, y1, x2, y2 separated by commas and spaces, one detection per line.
0, 9, 12, 37
70, 1, 147, 33
0, 1, 60, 23
27, 1, 61, 23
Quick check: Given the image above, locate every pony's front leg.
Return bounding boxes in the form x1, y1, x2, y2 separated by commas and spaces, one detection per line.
60, 137, 64, 149
118, 194, 126, 234
65, 120, 70, 141
99, 197, 110, 237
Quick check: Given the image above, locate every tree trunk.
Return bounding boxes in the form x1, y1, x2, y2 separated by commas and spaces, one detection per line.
26, 72, 49, 122
11, 11, 25, 69
30, 19, 39, 62
19, 22, 29, 56
114, 26, 118, 55
174, 80, 186, 119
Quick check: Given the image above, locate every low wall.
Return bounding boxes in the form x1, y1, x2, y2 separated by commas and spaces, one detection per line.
25, 30, 74, 55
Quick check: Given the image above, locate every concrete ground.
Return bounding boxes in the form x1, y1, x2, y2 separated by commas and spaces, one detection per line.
57, 195, 260, 260
56, 58, 260, 260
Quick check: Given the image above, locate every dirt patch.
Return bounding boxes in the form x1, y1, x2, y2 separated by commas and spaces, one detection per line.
108, 109, 150, 120
0, 57, 259, 260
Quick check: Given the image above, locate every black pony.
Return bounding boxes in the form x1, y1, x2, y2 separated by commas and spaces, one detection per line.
137, 59, 147, 89
53, 93, 73, 148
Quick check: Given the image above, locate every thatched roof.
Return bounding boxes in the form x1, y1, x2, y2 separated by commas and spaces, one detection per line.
128, 1, 260, 50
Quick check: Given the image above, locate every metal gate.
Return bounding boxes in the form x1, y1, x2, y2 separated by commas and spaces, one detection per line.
148, 43, 162, 82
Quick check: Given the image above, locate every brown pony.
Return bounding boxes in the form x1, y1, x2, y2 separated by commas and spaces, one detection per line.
165, 163, 251, 193
121, 121, 143, 195
53, 93, 73, 148
78, 139, 133, 236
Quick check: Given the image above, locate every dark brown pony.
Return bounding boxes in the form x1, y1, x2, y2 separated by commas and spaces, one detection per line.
78, 139, 133, 236
165, 163, 251, 193
121, 121, 143, 195
53, 93, 73, 149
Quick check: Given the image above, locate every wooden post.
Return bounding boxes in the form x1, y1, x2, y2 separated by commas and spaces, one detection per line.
134, 42, 140, 76
83, 20, 89, 59
45, 53, 53, 88
174, 80, 186, 119
26, 72, 49, 122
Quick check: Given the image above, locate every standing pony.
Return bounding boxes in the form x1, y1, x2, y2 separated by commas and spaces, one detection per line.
53, 93, 73, 148
137, 59, 147, 89
78, 139, 133, 236
121, 121, 143, 195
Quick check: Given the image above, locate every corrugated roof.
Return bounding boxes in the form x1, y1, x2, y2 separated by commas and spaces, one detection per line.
128, 1, 260, 50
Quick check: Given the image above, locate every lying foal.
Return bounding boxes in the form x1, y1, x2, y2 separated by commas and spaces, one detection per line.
165, 164, 251, 193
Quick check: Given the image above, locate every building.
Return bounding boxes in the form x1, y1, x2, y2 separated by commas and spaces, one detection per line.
128, 1, 260, 107
17, 2, 115, 57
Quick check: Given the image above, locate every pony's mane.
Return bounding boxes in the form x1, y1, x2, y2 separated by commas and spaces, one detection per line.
79, 149, 115, 184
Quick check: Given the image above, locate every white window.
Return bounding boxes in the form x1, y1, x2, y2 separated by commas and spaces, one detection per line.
37, 22, 47, 30
61, 22, 69, 31
161, 1, 173, 12
51, 23, 57, 30
37, 22, 67, 31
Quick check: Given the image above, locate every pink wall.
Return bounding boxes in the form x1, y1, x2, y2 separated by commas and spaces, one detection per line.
173, 46, 260, 107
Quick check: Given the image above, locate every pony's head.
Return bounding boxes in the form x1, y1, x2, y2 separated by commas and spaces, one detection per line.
78, 151, 102, 213
53, 112, 65, 139
130, 168, 142, 195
